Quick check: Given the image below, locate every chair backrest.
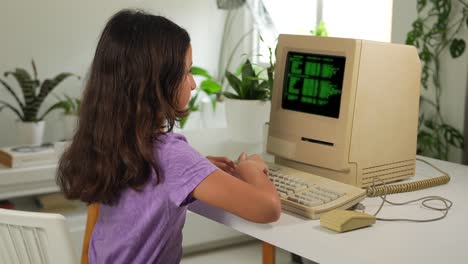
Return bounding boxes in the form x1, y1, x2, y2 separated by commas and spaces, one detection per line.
81, 204, 100, 264
0, 208, 77, 264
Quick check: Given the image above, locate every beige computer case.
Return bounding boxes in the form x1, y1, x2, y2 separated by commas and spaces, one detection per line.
268, 35, 421, 188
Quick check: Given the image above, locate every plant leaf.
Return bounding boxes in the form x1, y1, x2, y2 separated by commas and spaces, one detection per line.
424, 119, 435, 129
37, 101, 69, 121
34, 73, 78, 119
241, 60, 256, 93
449, 38, 465, 58
405, 31, 417, 46
420, 45, 432, 62
31, 59, 38, 81
259, 34, 264, 43
209, 94, 217, 111
267, 66, 274, 93
417, 0, 427, 12
256, 80, 270, 91
179, 115, 188, 128
200, 79, 222, 94
252, 80, 270, 100
417, 130, 434, 155
223, 92, 241, 99
441, 124, 464, 148
187, 92, 199, 111
0, 78, 24, 109
191, 66, 212, 79
5, 68, 36, 107
315, 20, 328, 36
225, 70, 243, 98
38, 73, 76, 100
0, 100, 24, 121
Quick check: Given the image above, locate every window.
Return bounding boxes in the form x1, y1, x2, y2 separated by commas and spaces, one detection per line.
252, 0, 393, 64
322, 0, 393, 42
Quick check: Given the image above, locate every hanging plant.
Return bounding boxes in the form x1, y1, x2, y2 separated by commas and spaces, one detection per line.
406, 0, 467, 160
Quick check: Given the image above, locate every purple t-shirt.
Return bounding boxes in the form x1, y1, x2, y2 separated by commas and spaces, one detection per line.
88, 133, 217, 264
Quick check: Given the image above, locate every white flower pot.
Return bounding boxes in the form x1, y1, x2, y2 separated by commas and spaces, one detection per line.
224, 98, 271, 143
16, 120, 45, 146
200, 100, 227, 128
63, 115, 78, 140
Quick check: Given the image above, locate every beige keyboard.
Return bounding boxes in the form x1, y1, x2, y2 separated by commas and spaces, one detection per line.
268, 163, 366, 219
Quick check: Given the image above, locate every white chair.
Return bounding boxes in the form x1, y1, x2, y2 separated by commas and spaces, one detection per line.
0, 208, 77, 264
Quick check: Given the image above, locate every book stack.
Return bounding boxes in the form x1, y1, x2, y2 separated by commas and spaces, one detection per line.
0, 144, 57, 168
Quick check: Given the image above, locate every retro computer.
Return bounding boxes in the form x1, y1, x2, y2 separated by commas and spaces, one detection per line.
265, 34, 422, 219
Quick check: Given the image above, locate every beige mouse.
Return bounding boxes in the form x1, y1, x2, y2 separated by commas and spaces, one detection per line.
320, 209, 376, 232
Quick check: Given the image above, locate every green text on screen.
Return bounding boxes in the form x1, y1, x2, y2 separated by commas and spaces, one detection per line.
282, 51, 346, 118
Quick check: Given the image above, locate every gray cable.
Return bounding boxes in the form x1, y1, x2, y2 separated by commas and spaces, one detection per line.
368, 160, 453, 222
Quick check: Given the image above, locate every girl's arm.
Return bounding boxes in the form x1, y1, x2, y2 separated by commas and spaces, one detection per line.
192, 153, 281, 224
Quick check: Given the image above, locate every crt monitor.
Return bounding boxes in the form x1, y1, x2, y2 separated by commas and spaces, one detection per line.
267, 34, 421, 188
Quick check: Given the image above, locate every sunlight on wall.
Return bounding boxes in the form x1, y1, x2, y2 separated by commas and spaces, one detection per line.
263, 0, 318, 35
323, 0, 393, 42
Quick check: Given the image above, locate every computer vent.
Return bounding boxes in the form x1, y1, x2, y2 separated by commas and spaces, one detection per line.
361, 159, 415, 187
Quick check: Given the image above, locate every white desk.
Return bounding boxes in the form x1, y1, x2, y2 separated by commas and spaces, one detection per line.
185, 129, 468, 264
1, 128, 467, 264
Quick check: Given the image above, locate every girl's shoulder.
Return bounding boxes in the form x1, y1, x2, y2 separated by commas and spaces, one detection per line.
155, 132, 193, 159
157, 132, 188, 147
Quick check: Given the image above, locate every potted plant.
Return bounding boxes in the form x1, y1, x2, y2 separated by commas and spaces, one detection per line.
0, 60, 78, 145
224, 59, 271, 143
180, 66, 222, 129
55, 94, 81, 140
405, 0, 466, 160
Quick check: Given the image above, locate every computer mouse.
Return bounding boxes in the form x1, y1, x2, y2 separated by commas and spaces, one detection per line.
320, 209, 376, 232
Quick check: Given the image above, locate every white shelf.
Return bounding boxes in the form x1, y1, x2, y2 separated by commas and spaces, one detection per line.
0, 164, 58, 200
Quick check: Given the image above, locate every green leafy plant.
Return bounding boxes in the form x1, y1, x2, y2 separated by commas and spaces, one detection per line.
224, 59, 271, 100
310, 20, 329, 36
259, 35, 276, 96
0, 60, 79, 122
406, 0, 467, 160
180, 66, 222, 128
54, 94, 81, 116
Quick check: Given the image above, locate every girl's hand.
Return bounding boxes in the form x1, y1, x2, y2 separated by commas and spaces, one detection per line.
235, 152, 268, 179
207, 156, 237, 174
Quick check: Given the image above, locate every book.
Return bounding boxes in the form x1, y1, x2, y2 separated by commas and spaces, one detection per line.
0, 200, 15, 209
0, 143, 57, 168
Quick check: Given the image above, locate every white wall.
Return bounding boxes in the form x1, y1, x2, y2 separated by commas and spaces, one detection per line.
0, 0, 226, 146
323, 0, 393, 42
392, 0, 468, 163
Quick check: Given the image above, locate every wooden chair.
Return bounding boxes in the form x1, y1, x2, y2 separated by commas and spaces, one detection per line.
262, 242, 275, 264
80, 204, 100, 264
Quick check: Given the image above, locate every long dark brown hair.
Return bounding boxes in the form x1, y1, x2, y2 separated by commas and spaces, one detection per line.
57, 9, 190, 205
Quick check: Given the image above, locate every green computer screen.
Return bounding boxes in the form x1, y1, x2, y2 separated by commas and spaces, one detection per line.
282, 51, 346, 118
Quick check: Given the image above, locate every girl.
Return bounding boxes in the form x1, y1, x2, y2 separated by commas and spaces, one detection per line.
57, 9, 281, 264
